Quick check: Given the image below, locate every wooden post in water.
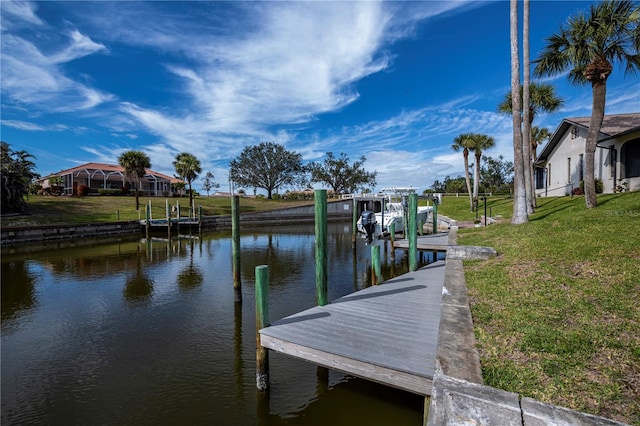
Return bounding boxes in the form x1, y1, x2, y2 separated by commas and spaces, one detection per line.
145, 201, 150, 239
198, 205, 203, 233
176, 201, 181, 235
232, 195, 242, 302
432, 199, 438, 235
255, 265, 269, 392
315, 189, 328, 306
117, 209, 120, 221
166, 198, 171, 236
389, 222, 396, 261
409, 194, 418, 271
351, 198, 357, 245
371, 244, 382, 285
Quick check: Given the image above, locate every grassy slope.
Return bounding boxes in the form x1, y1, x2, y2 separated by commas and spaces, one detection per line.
1, 195, 315, 227
442, 192, 639, 425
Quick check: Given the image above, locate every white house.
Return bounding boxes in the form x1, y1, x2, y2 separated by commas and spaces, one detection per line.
534, 112, 640, 197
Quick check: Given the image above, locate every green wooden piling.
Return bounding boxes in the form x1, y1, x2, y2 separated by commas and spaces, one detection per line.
409, 194, 417, 271
198, 205, 203, 233
371, 244, 382, 285
389, 222, 396, 260
117, 209, 120, 221
255, 265, 269, 392
351, 198, 357, 245
432, 199, 438, 235
315, 189, 328, 306
232, 195, 242, 302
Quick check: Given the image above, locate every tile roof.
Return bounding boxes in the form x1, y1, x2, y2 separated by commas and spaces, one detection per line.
55, 162, 183, 183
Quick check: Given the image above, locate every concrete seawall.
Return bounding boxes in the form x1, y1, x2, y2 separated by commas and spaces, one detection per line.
1, 199, 354, 246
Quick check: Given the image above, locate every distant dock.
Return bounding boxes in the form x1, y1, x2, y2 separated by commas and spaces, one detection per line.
392, 232, 449, 252
259, 260, 446, 396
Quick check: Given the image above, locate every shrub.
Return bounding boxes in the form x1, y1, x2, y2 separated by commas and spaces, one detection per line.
98, 189, 121, 196
77, 185, 91, 196
579, 179, 603, 194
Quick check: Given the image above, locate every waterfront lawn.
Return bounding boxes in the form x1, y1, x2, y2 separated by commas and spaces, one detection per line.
2, 195, 314, 227
457, 191, 640, 425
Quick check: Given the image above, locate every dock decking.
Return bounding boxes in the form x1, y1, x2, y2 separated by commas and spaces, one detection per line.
259, 260, 446, 396
392, 232, 449, 252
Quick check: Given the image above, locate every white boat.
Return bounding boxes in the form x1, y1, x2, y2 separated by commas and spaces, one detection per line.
356, 188, 432, 239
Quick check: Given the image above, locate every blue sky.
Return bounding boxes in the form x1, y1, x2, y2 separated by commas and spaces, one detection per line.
1, 1, 638, 194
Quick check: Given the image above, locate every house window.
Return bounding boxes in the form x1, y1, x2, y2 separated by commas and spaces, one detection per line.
567, 157, 572, 183
610, 146, 617, 178
622, 139, 640, 178
535, 168, 545, 189
579, 154, 584, 181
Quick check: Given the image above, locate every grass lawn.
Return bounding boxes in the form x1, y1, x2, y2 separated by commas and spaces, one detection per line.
1, 195, 315, 227
444, 192, 639, 425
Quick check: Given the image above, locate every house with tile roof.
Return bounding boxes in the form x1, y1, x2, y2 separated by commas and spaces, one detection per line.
534, 112, 640, 197
38, 162, 184, 196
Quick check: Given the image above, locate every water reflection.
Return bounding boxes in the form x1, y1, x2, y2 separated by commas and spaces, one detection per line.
1, 260, 37, 322
1, 222, 439, 425
123, 248, 154, 302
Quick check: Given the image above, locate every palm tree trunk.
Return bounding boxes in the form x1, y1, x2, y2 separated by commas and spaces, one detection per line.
463, 153, 473, 211
474, 151, 481, 200
585, 81, 606, 209
510, 0, 528, 225
522, 0, 535, 214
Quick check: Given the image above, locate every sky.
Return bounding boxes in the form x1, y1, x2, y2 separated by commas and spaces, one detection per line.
1, 0, 639, 195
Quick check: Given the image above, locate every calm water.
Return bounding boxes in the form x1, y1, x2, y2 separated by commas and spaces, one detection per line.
2, 222, 440, 425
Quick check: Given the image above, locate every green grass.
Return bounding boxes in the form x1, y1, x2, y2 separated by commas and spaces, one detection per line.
2, 195, 315, 227
451, 192, 640, 425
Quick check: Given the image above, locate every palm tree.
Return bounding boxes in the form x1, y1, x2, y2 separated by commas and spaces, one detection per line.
510, 0, 528, 224
118, 150, 150, 211
534, 0, 640, 208
452, 133, 475, 212
471, 134, 496, 201
173, 152, 201, 207
499, 82, 563, 212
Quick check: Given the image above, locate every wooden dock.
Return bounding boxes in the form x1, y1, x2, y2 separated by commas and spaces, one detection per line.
259, 260, 446, 396
392, 232, 449, 252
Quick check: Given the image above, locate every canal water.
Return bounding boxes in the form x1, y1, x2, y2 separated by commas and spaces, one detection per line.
2, 222, 441, 425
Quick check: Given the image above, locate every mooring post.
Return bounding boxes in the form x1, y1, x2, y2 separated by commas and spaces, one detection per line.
351, 198, 357, 245
409, 194, 418, 271
199, 205, 203, 233
389, 222, 396, 261
315, 189, 328, 306
255, 264, 269, 392
166, 198, 171, 234
371, 244, 382, 285
117, 209, 120, 221
145, 201, 150, 239
419, 219, 424, 236
232, 195, 242, 302
432, 198, 438, 235
176, 201, 181, 234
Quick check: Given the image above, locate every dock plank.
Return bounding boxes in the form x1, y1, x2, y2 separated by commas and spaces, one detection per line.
259, 260, 445, 396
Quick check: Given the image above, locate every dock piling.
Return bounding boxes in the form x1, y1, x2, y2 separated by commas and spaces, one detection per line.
315, 189, 328, 306
255, 265, 269, 392
409, 194, 417, 271
371, 244, 382, 285
432, 199, 438, 235
232, 195, 242, 302
389, 222, 396, 261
